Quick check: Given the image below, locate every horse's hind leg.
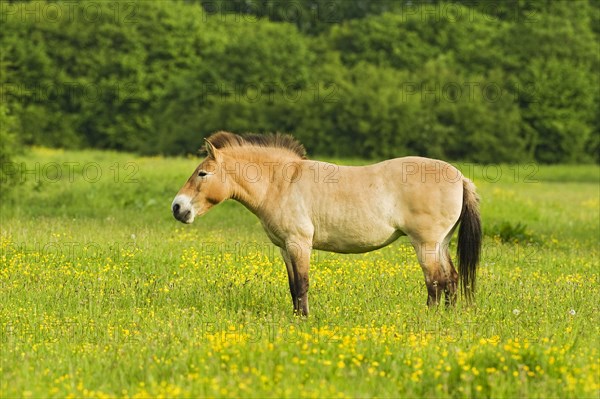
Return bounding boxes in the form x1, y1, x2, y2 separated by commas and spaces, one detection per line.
413, 241, 444, 306
413, 240, 457, 307
442, 247, 459, 306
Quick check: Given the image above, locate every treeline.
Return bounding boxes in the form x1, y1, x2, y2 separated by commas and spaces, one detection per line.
1, 0, 598, 163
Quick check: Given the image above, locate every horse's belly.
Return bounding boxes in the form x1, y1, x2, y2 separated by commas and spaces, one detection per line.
312, 223, 404, 254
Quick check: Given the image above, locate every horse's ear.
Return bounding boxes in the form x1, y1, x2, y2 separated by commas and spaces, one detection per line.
204, 139, 219, 160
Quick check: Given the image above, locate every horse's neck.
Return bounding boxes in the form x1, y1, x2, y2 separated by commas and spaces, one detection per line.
223, 152, 294, 215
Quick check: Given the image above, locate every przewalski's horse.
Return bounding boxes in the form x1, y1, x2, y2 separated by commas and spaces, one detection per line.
172, 131, 482, 316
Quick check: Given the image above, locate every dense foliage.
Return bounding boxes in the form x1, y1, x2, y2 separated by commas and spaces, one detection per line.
1, 0, 598, 162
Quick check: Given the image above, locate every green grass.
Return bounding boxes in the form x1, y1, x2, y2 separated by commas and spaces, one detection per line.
1, 148, 599, 398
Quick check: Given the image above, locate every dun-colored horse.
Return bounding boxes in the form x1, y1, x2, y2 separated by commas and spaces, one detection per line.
172, 131, 482, 315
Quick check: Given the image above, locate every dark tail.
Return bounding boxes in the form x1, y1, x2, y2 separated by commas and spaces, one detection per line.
457, 178, 482, 303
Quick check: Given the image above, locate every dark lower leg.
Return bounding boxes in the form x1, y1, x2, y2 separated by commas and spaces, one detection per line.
426, 280, 443, 306
288, 276, 298, 311
444, 281, 457, 306
444, 259, 459, 307
294, 274, 309, 316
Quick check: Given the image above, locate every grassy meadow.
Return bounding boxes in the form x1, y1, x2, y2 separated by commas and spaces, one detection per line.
1, 148, 599, 398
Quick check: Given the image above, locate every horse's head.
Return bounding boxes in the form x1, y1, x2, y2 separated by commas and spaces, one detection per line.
171, 140, 228, 224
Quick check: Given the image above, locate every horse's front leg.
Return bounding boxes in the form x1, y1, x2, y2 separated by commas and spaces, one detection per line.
285, 240, 312, 316
279, 248, 298, 312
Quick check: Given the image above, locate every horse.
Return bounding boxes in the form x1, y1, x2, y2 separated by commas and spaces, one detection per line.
172, 131, 482, 316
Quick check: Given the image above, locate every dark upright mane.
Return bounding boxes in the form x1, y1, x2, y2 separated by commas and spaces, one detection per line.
205, 131, 306, 159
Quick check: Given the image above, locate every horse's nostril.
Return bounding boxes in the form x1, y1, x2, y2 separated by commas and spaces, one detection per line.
172, 203, 180, 214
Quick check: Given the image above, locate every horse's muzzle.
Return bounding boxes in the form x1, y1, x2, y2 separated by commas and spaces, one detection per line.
171, 196, 194, 224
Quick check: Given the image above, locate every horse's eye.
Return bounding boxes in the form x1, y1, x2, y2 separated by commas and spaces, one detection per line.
198, 171, 208, 177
